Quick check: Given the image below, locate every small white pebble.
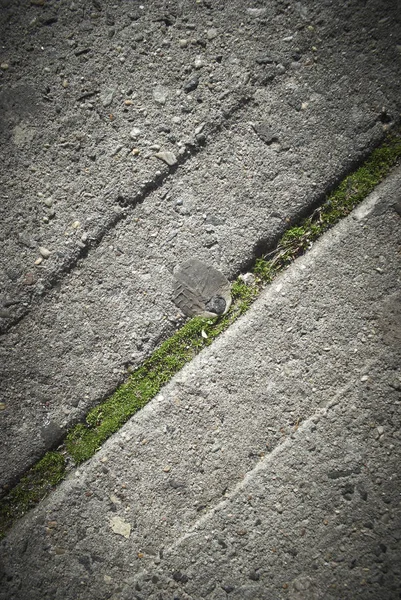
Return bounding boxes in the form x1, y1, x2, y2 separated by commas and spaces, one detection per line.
39, 246, 51, 259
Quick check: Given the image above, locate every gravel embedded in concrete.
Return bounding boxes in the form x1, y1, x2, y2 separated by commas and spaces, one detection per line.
0, 170, 400, 599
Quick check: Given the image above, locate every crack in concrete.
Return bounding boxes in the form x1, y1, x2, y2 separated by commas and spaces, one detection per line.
0, 89, 253, 336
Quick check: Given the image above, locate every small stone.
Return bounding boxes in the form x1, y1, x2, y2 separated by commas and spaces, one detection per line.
47, 521, 58, 529
341, 483, 355, 501
239, 272, 256, 286
19, 233, 36, 249
39, 246, 51, 259
207, 28, 218, 40
62, 79, 69, 88
194, 56, 204, 69
0, 63, 9, 70
205, 296, 226, 314
154, 151, 177, 166
5, 268, 21, 282
110, 144, 123, 156
184, 77, 199, 93
0, 403, 6, 410
35, 257, 43, 265
196, 132, 206, 145
172, 571, 188, 583
40, 421, 63, 445
195, 123, 205, 135
124, 99, 134, 105
256, 55, 273, 65
253, 123, 279, 145
247, 8, 267, 17
23, 273, 36, 285
153, 85, 167, 105
129, 127, 141, 139
132, 148, 140, 155
43, 197, 53, 207
104, 575, 112, 584
72, 220, 80, 229
100, 87, 116, 107
179, 39, 188, 48
110, 516, 131, 538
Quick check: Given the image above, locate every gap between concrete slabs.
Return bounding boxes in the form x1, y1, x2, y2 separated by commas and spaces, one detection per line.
2, 0, 401, 492
0, 133, 401, 535
0, 168, 400, 599
1, 113, 399, 495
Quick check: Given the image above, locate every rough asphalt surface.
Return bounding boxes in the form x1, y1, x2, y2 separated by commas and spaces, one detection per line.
1, 163, 400, 599
1, 0, 401, 491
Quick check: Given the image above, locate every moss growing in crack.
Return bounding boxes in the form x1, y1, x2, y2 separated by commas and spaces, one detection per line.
0, 451, 65, 538
254, 131, 401, 271
1, 127, 401, 538
231, 279, 258, 312
31, 128, 401, 466
65, 313, 239, 464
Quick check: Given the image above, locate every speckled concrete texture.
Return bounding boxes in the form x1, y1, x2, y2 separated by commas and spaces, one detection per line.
1, 0, 401, 493
1, 166, 400, 599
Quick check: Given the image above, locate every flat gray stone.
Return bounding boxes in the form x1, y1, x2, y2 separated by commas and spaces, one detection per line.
173, 258, 232, 317
154, 151, 177, 167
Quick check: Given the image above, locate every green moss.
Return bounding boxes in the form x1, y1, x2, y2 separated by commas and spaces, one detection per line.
253, 258, 276, 282
0, 452, 65, 538
231, 279, 258, 310
1, 127, 401, 539
65, 301, 253, 465
255, 131, 401, 272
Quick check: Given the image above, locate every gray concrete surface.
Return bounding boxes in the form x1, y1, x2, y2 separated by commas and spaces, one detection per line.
1, 0, 401, 492
1, 167, 400, 599
1, 0, 399, 322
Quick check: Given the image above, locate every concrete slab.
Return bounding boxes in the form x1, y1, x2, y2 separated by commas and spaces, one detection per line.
2, 0, 399, 328
0, 167, 399, 599
2, 0, 401, 488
